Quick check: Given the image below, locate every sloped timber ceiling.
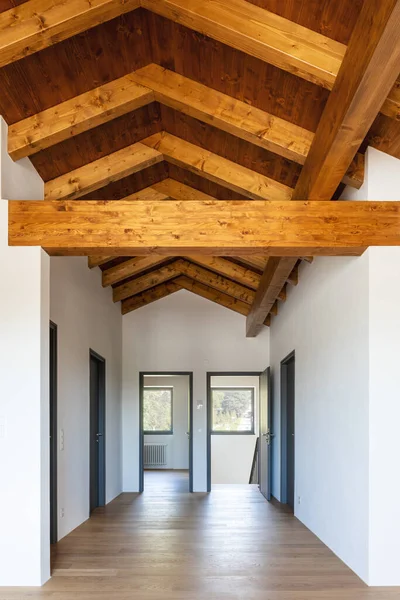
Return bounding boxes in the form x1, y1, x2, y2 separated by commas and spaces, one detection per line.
2, 0, 400, 334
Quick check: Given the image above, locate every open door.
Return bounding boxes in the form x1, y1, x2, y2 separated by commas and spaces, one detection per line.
259, 367, 273, 501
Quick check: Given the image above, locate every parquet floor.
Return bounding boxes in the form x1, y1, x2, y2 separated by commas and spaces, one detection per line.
3, 470, 400, 599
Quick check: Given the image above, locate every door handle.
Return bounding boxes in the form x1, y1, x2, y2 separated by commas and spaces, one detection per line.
186, 431, 190, 438
96, 433, 103, 443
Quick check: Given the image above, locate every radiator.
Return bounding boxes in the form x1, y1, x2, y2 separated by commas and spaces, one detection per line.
144, 443, 167, 466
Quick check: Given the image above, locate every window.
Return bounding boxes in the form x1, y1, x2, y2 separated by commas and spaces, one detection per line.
143, 387, 173, 434
210, 388, 255, 434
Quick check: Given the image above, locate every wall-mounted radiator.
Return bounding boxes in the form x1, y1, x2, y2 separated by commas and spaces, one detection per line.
144, 443, 167, 467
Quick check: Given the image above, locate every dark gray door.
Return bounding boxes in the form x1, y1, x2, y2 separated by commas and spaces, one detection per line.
49, 322, 58, 544
286, 357, 295, 510
90, 352, 106, 513
259, 367, 272, 501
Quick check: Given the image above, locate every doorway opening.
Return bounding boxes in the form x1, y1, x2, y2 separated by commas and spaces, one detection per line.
89, 350, 106, 513
207, 372, 267, 493
281, 351, 295, 510
49, 321, 58, 545
139, 372, 193, 493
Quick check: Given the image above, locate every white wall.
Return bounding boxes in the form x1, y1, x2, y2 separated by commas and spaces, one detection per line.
0, 118, 50, 586
144, 375, 189, 469
122, 289, 270, 492
368, 247, 400, 585
211, 375, 259, 484
50, 257, 123, 540
270, 256, 370, 582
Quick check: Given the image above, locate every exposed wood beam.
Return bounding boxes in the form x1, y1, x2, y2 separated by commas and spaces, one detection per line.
287, 264, 299, 286
2, 0, 398, 122
233, 256, 268, 272
185, 255, 261, 290
121, 279, 182, 315
113, 261, 181, 302
0, 0, 141, 69
179, 260, 256, 305
44, 142, 163, 200
133, 64, 363, 189
8, 75, 154, 161
10, 200, 398, 255
103, 255, 169, 287
8, 61, 361, 189
175, 276, 269, 327
152, 179, 216, 201
142, 132, 292, 200
294, 0, 400, 201
142, 0, 343, 89
124, 186, 171, 201
246, 258, 297, 337
88, 255, 115, 268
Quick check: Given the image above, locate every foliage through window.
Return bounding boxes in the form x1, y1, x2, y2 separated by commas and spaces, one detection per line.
211, 388, 254, 433
143, 387, 173, 434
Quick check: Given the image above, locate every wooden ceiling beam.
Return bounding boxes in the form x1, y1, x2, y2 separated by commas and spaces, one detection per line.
179, 260, 256, 305
10, 200, 398, 254
121, 279, 182, 315
9, 62, 362, 189
103, 255, 169, 287
141, 0, 398, 120
246, 258, 297, 337
142, 132, 292, 200
186, 256, 262, 290
176, 276, 271, 326
1, 0, 398, 124
113, 261, 182, 302
0, 0, 141, 69
152, 179, 216, 201
233, 256, 268, 272
88, 255, 115, 268
44, 142, 163, 200
8, 74, 154, 162
294, 0, 400, 201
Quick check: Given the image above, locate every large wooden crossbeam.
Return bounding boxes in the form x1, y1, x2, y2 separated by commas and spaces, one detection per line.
294, 0, 400, 201
8, 200, 400, 255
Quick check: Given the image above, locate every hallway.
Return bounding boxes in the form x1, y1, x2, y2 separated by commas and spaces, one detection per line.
3, 471, 399, 599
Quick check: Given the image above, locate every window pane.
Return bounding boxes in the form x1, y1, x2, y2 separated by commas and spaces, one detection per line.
143, 388, 172, 432
211, 388, 254, 432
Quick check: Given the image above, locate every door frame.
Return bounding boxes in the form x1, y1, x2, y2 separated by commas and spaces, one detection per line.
206, 371, 261, 493
139, 372, 194, 493
49, 321, 58, 544
280, 351, 295, 504
89, 349, 106, 509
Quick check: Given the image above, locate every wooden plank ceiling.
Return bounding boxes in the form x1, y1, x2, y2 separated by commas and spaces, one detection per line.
2, 0, 400, 335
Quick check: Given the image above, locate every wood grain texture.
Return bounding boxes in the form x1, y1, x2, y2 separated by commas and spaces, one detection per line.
142, 0, 344, 89
142, 132, 293, 200
247, 257, 297, 337
176, 275, 255, 320
44, 142, 163, 200
294, 0, 400, 200
121, 279, 181, 314
113, 261, 182, 302
88, 255, 115, 268
153, 179, 216, 200
8, 73, 154, 161
179, 260, 256, 305
6, 469, 398, 599
9, 200, 396, 254
185, 256, 262, 290
0, 0, 141, 68
103, 255, 169, 286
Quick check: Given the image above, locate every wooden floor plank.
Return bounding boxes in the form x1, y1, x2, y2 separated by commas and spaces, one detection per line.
3, 470, 399, 599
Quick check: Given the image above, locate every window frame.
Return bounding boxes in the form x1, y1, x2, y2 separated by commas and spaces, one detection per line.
143, 386, 174, 435
210, 386, 255, 435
